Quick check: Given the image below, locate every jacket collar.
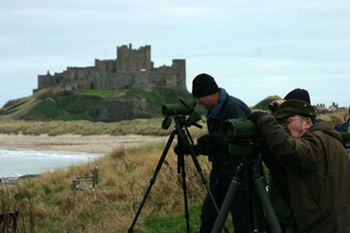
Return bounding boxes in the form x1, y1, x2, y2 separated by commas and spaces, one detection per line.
206, 88, 227, 120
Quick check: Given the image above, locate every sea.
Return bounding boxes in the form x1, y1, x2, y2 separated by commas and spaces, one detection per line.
0, 149, 104, 179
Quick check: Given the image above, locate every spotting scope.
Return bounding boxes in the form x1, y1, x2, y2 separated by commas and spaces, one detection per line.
221, 118, 262, 143
161, 98, 203, 129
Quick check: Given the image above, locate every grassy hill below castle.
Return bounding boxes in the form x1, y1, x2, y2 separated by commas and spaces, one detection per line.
5, 90, 345, 124
251, 95, 281, 110
0, 88, 201, 122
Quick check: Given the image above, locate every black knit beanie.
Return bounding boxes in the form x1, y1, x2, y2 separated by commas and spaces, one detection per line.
284, 88, 311, 104
192, 73, 219, 98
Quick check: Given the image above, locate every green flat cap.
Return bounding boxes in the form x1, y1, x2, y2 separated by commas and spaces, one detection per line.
275, 99, 316, 121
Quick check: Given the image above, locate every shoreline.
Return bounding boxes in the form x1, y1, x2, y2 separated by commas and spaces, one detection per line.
0, 134, 168, 154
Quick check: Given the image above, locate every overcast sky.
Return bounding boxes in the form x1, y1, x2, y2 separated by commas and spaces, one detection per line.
1, 0, 350, 109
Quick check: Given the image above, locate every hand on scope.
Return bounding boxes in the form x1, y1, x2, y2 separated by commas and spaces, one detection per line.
174, 144, 191, 155
247, 111, 267, 124
174, 144, 202, 156
195, 134, 217, 155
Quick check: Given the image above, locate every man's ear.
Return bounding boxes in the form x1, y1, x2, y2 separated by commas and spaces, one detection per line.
304, 117, 313, 130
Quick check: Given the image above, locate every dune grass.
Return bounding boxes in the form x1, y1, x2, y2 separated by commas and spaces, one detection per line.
0, 109, 348, 138
0, 117, 207, 138
1, 141, 214, 232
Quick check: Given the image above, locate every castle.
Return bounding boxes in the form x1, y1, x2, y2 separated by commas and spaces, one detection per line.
34, 44, 186, 93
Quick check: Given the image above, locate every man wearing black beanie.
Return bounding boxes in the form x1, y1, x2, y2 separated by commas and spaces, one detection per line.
191, 73, 251, 233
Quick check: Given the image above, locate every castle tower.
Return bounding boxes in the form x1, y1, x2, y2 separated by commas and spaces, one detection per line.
116, 44, 152, 72
172, 59, 186, 89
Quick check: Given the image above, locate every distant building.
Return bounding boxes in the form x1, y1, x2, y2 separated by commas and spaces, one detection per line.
33, 44, 186, 93
329, 102, 339, 112
314, 103, 328, 113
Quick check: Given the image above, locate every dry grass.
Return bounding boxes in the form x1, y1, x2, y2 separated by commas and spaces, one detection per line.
317, 109, 349, 124
0, 118, 206, 138
1, 141, 211, 232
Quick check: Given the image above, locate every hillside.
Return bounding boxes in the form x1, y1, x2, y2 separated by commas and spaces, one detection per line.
0, 88, 201, 122
252, 95, 282, 110
1, 91, 310, 122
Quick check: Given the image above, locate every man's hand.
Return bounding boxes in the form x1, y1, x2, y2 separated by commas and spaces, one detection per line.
197, 134, 214, 146
247, 111, 267, 124
194, 134, 217, 155
268, 99, 285, 115
173, 144, 192, 155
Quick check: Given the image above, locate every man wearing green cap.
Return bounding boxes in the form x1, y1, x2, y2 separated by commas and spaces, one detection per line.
248, 99, 350, 233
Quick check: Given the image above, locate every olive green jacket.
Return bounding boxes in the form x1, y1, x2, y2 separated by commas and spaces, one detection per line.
257, 115, 350, 233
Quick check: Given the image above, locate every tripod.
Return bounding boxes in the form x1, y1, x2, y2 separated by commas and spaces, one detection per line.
128, 115, 229, 233
211, 146, 283, 233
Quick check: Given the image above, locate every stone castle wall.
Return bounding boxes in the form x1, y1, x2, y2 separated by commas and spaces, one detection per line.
34, 44, 186, 93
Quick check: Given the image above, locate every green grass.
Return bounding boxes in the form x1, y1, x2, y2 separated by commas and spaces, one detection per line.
77, 89, 118, 97
59, 95, 102, 114
140, 201, 234, 233
22, 98, 68, 120
141, 204, 202, 233
1, 87, 194, 122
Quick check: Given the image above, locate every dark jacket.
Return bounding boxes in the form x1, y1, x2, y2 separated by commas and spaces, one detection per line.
206, 89, 251, 187
256, 114, 350, 233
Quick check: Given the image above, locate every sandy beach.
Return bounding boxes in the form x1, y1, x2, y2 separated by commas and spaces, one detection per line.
0, 134, 168, 154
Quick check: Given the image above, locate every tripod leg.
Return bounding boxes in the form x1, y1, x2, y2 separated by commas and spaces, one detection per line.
178, 153, 191, 233
211, 163, 245, 233
251, 168, 282, 233
179, 127, 229, 232
188, 150, 230, 233
128, 130, 176, 233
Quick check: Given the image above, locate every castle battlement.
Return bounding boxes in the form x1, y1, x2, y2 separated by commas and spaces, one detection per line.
34, 44, 186, 93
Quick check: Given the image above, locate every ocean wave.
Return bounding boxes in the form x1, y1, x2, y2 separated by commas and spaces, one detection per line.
0, 149, 104, 178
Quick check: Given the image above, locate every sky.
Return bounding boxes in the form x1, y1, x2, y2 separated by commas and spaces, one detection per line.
1, 0, 350, 109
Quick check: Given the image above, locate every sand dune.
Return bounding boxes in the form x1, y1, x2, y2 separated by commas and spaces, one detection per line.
0, 134, 168, 154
